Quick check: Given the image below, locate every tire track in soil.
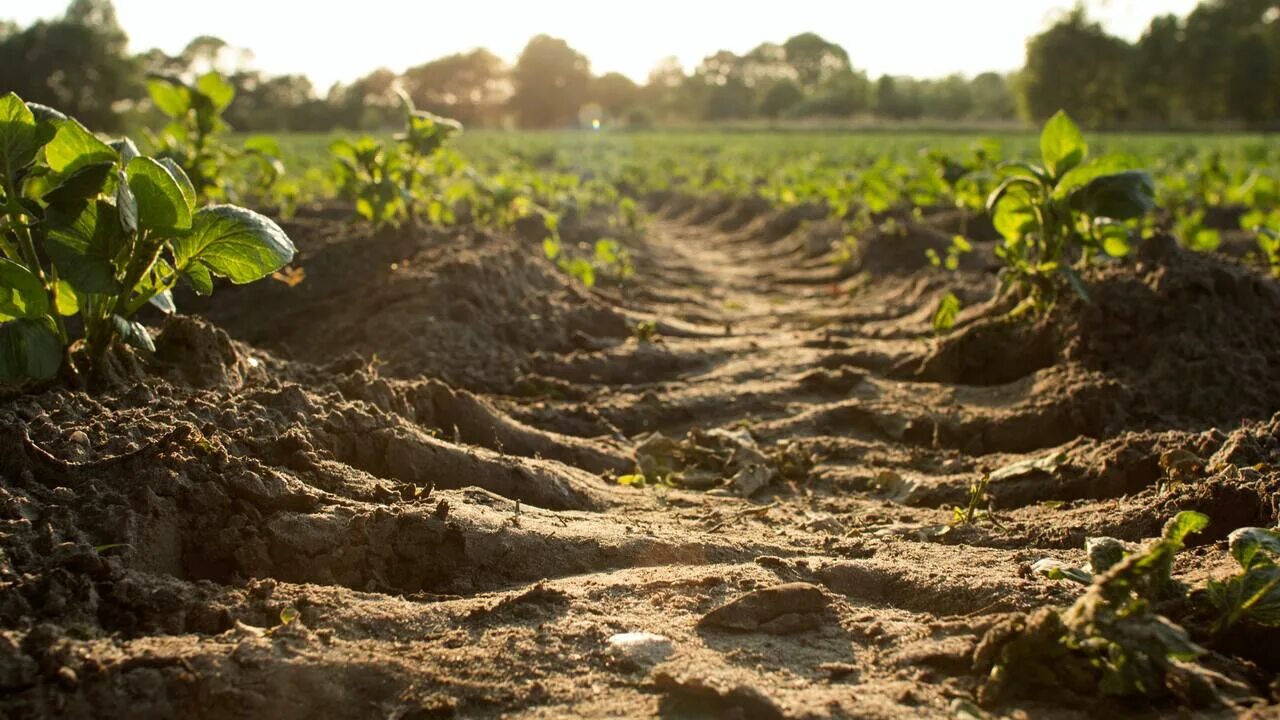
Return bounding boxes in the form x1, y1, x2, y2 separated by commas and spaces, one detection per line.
2, 198, 1278, 719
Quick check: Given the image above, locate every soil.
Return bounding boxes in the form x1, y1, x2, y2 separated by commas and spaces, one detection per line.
2, 197, 1279, 719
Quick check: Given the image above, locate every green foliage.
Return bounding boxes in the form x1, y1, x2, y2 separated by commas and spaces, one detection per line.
926, 235, 972, 271
0, 91, 294, 382
146, 72, 286, 202
986, 111, 1155, 313
931, 292, 961, 334
331, 92, 462, 229
980, 511, 1210, 704
949, 473, 1000, 527
1258, 228, 1280, 277
541, 236, 634, 288
1204, 527, 1280, 632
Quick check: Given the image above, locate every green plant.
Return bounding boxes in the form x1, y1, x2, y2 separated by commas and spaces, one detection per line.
631, 319, 658, 343
932, 292, 962, 334
331, 92, 461, 229
1204, 526, 1280, 632
926, 234, 973, 272
986, 111, 1156, 313
542, 237, 633, 288
0, 92, 295, 381
1255, 228, 1279, 277
949, 473, 1001, 527
146, 72, 285, 202
979, 512, 1210, 704
1173, 208, 1222, 253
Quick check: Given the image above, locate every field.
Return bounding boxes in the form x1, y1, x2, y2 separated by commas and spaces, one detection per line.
4, 94, 1280, 719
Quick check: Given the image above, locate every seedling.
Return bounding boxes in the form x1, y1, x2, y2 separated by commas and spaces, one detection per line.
949, 474, 1002, 528
925, 235, 973, 271
1256, 228, 1280, 277
542, 237, 634, 288
631, 320, 658, 343
932, 292, 961, 334
331, 91, 461, 229
0, 92, 295, 381
1204, 526, 1280, 632
980, 512, 1210, 704
146, 72, 285, 202
986, 111, 1156, 313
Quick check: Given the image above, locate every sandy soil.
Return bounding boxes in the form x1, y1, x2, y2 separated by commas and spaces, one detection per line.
1, 197, 1279, 718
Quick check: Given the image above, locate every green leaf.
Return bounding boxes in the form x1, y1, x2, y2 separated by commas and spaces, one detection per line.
1187, 228, 1221, 253
399, 110, 462, 156
116, 171, 138, 234
156, 158, 196, 215
1229, 527, 1280, 572
1054, 155, 1138, 200
932, 292, 961, 334
195, 72, 235, 112
243, 135, 282, 156
1163, 510, 1208, 547
0, 92, 41, 182
147, 77, 191, 118
44, 199, 124, 294
1069, 171, 1156, 221
42, 162, 114, 210
0, 257, 49, 321
109, 137, 140, 165
990, 182, 1038, 242
54, 280, 79, 316
1094, 220, 1132, 258
0, 318, 62, 381
149, 289, 176, 314
43, 117, 116, 179
126, 156, 192, 233
184, 260, 213, 295
1239, 567, 1280, 626
1086, 537, 1131, 574
1040, 110, 1086, 178
110, 314, 154, 352
174, 205, 296, 284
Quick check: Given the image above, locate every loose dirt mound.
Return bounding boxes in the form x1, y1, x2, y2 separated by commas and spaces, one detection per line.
3, 201, 1280, 719
185, 213, 630, 391
907, 235, 1280, 429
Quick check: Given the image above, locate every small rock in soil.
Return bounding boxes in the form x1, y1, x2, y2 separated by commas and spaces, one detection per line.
606, 632, 674, 669
697, 582, 829, 633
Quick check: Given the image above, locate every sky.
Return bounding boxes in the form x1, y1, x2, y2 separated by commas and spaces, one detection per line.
8, 0, 1204, 91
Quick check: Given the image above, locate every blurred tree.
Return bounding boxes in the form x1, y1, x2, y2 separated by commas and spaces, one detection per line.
327, 68, 400, 129
510, 35, 590, 128
1129, 14, 1185, 125
1019, 6, 1132, 127
758, 78, 804, 117
875, 75, 924, 119
969, 72, 1016, 120
402, 49, 510, 126
689, 50, 755, 120
589, 72, 640, 119
782, 33, 852, 90
641, 56, 689, 122
919, 74, 975, 119
0, 0, 137, 129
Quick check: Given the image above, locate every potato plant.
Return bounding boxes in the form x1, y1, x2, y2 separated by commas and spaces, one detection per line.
986, 111, 1156, 312
0, 92, 295, 381
1204, 526, 1280, 631
146, 72, 286, 202
331, 91, 462, 229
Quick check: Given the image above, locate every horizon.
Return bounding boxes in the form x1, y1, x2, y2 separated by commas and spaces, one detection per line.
7, 0, 1202, 91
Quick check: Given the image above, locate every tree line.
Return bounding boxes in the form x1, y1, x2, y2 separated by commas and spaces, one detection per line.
1, 0, 1276, 132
